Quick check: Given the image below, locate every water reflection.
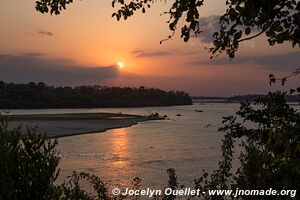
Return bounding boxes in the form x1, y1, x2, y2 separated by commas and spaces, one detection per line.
57, 103, 237, 188
110, 128, 129, 168
58, 127, 132, 187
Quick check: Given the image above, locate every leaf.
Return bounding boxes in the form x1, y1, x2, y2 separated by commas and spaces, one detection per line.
269, 77, 276, 85
276, 32, 286, 43
290, 89, 296, 94
245, 27, 251, 35
234, 31, 242, 40
281, 77, 287, 85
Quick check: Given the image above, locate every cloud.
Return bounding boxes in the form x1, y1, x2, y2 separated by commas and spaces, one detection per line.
194, 15, 257, 43
23, 52, 45, 57
37, 31, 53, 36
131, 50, 145, 55
0, 54, 118, 85
131, 49, 198, 58
189, 51, 300, 71
180, 51, 200, 56
196, 15, 220, 42
132, 50, 174, 58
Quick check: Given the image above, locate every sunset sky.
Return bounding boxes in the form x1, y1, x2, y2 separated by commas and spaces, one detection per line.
0, 0, 299, 96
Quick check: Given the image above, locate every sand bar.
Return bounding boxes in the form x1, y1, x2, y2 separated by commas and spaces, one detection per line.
7, 113, 158, 138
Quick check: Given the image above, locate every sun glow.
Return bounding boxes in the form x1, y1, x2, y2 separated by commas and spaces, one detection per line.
117, 62, 124, 69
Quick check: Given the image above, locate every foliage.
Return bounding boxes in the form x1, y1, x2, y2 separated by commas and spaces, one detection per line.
35, 0, 300, 58
35, 0, 74, 15
209, 0, 300, 58
0, 115, 59, 200
193, 94, 300, 102
195, 91, 300, 199
269, 68, 300, 87
56, 171, 112, 200
162, 168, 179, 200
0, 81, 192, 109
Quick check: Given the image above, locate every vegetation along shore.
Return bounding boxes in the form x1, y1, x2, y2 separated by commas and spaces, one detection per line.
0, 81, 192, 109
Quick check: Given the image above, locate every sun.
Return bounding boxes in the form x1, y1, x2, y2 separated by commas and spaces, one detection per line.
117, 62, 124, 69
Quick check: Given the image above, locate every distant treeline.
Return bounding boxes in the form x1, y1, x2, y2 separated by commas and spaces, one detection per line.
0, 81, 192, 109
193, 94, 300, 102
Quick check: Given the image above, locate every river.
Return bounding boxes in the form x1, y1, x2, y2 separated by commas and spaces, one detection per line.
9, 103, 241, 189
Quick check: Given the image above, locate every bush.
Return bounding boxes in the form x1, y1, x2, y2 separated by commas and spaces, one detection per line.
0, 115, 59, 200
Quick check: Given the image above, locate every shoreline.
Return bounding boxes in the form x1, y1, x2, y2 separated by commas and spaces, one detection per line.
7, 112, 162, 138
49, 119, 144, 138
52, 122, 139, 139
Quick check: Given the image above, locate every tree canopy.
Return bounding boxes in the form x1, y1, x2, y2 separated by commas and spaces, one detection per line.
35, 0, 300, 58
0, 81, 192, 109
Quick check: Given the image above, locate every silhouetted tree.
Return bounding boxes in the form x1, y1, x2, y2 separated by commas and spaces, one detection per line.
0, 81, 192, 109
35, 0, 300, 58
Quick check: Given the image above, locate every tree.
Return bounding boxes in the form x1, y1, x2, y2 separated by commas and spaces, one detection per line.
0, 81, 192, 109
35, 0, 300, 58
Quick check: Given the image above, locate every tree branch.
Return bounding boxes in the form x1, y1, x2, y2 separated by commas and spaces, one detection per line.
238, 24, 272, 43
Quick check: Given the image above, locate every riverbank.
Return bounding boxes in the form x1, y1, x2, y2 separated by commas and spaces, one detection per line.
7, 113, 162, 138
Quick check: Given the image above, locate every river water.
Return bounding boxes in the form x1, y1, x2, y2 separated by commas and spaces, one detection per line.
9, 103, 241, 189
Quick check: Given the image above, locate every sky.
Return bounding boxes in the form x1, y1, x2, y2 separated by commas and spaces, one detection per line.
0, 0, 299, 96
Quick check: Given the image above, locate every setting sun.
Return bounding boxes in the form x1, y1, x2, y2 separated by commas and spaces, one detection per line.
117, 62, 124, 69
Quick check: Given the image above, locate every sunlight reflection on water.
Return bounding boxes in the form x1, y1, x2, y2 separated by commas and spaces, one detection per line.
8, 103, 242, 188
52, 103, 241, 188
